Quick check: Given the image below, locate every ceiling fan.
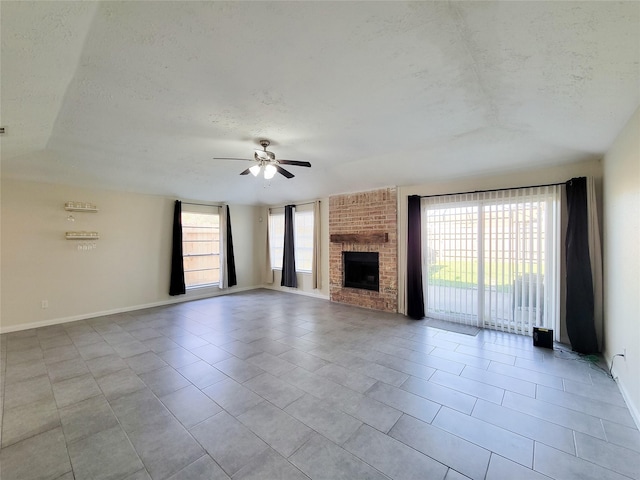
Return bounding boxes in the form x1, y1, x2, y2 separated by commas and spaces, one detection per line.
214, 140, 311, 179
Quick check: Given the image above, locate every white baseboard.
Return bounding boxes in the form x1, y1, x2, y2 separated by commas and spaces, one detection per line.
0, 285, 260, 334
615, 375, 640, 431
262, 284, 330, 301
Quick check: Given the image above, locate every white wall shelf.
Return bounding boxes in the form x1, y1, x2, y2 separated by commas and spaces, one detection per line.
65, 232, 100, 240
64, 201, 98, 212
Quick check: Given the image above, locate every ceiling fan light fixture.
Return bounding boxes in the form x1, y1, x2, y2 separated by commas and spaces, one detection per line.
264, 164, 277, 180
213, 139, 311, 179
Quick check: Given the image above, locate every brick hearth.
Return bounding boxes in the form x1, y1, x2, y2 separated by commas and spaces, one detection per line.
329, 187, 398, 312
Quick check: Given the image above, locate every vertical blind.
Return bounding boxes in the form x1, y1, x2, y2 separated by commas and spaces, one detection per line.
421, 185, 561, 336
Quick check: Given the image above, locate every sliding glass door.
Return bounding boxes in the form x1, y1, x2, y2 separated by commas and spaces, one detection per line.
422, 186, 560, 335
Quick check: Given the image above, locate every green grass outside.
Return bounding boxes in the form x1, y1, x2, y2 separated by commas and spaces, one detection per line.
428, 260, 543, 290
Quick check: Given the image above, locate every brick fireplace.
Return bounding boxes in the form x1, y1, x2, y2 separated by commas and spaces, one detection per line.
329, 187, 398, 312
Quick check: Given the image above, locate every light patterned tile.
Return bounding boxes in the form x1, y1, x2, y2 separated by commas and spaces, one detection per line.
366, 381, 440, 424
430, 347, 491, 369
574, 431, 640, 478
189, 411, 268, 477
161, 385, 222, 428
433, 407, 534, 468
537, 385, 636, 428
534, 442, 630, 480
233, 449, 307, 480
68, 425, 144, 480
289, 433, 388, 480
284, 394, 362, 445
127, 416, 205, 480
343, 424, 448, 479
602, 419, 640, 453
237, 402, 313, 457
243, 372, 305, 409
486, 454, 551, 480
0, 428, 72, 480
472, 399, 575, 454
487, 362, 564, 390
213, 357, 265, 383
4, 374, 54, 409
563, 378, 626, 407
1, 291, 637, 480
400, 376, 477, 414
315, 363, 378, 393
246, 352, 297, 377
461, 365, 536, 397
502, 391, 606, 439
59, 395, 119, 444
166, 455, 230, 480
202, 378, 263, 417
2, 397, 60, 447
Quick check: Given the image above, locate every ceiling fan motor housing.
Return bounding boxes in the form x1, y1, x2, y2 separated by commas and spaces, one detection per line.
256, 140, 276, 161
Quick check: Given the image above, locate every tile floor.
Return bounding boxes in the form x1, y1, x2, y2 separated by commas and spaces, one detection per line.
1, 289, 639, 480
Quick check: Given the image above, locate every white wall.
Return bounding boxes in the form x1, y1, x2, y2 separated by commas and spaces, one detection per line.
603, 107, 640, 427
397, 158, 604, 343
0, 179, 261, 332
257, 199, 330, 299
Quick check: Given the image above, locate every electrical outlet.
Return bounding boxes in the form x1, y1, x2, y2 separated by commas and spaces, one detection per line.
41, 300, 48, 309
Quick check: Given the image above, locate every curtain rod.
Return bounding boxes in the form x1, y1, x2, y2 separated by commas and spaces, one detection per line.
268, 200, 319, 211
182, 201, 222, 208
418, 181, 567, 199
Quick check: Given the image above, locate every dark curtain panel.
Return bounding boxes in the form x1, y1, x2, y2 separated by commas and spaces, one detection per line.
169, 200, 186, 296
281, 204, 298, 288
407, 195, 425, 319
565, 177, 598, 353
226, 206, 237, 287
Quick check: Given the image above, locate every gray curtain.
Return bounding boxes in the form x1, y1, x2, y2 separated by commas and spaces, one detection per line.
407, 195, 424, 319
169, 200, 186, 296
225, 206, 237, 287
565, 177, 598, 353
312, 200, 321, 289
281, 205, 297, 288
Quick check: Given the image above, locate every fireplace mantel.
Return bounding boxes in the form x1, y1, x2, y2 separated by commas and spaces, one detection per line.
330, 232, 388, 244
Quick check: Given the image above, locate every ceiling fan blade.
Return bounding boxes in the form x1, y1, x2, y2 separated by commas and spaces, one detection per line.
213, 157, 252, 162
278, 160, 311, 167
275, 165, 295, 178
239, 168, 252, 175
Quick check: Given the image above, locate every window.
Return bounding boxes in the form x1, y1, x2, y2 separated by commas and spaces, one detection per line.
294, 209, 314, 272
268, 211, 285, 270
268, 206, 315, 273
422, 186, 560, 335
182, 205, 220, 288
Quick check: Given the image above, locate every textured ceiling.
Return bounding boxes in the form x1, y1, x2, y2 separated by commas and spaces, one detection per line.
1, 1, 639, 205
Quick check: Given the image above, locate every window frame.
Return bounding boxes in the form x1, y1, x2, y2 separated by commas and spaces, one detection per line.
293, 208, 314, 273
181, 204, 221, 289
268, 205, 315, 274
421, 186, 560, 335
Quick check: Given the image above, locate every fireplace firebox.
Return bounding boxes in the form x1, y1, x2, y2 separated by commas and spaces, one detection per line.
343, 251, 379, 291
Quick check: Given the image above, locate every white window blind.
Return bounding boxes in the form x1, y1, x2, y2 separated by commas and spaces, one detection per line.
421, 185, 560, 335
182, 204, 220, 288
268, 206, 315, 273
268, 209, 285, 270
294, 206, 314, 273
